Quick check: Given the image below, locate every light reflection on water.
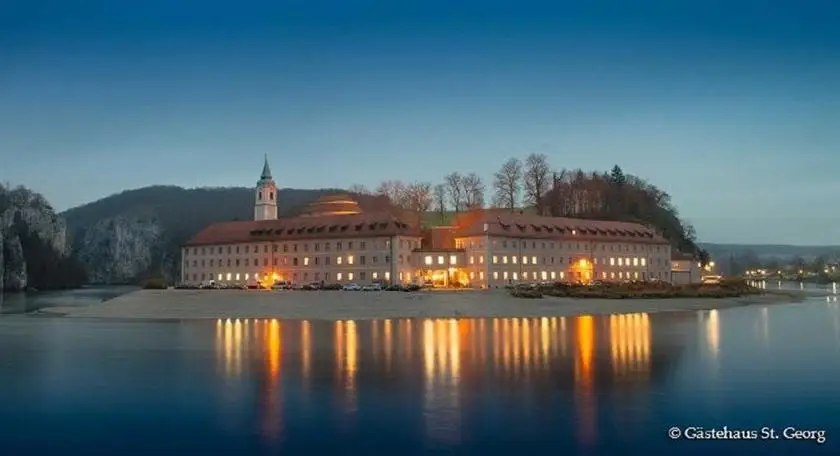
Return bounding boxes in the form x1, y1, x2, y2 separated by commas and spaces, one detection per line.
2, 302, 840, 455
211, 314, 660, 448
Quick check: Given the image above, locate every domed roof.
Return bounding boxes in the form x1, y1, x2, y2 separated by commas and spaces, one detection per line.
299, 194, 362, 217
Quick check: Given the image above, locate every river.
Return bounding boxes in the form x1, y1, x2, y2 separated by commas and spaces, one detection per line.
0, 285, 838, 454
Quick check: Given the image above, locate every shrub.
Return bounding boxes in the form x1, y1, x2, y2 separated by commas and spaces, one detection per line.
511, 288, 543, 299
510, 278, 761, 299
143, 277, 168, 289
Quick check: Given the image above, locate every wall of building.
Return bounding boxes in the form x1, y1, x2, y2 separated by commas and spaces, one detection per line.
181, 232, 673, 288
452, 235, 672, 288
181, 235, 422, 285
671, 259, 702, 284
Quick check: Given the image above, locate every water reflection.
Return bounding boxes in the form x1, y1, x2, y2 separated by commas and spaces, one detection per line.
213, 314, 680, 447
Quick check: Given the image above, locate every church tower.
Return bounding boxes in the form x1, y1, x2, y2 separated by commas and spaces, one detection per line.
254, 155, 278, 221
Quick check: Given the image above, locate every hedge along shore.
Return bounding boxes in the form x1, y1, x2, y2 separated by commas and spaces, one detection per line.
38, 288, 809, 321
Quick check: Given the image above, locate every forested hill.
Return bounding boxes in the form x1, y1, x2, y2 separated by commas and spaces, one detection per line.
61, 186, 341, 283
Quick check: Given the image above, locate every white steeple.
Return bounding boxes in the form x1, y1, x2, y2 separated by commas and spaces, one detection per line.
254, 154, 278, 221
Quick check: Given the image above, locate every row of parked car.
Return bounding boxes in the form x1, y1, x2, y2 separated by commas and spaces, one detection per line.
175, 281, 422, 292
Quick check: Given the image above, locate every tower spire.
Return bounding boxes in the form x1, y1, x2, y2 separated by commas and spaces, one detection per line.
260, 154, 273, 181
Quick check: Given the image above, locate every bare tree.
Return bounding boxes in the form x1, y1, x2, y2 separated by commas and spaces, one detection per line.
403, 181, 432, 212
523, 153, 551, 214
492, 158, 522, 211
433, 183, 447, 223
444, 172, 465, 213
462, 173, 485, 210
347, 184, 371, 195
375, 180, 408, 206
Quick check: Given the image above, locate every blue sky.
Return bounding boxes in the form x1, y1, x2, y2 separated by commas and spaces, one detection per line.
2, 0, 838, 244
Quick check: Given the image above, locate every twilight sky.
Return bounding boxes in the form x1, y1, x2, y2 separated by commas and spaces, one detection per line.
1, 0, 838, 245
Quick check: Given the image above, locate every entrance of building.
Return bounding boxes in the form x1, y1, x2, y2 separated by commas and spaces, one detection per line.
420, 268, 470, 288
569, 258, 594, 284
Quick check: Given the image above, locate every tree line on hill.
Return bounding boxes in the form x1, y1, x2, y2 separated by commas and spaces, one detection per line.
349, 154, 707, 261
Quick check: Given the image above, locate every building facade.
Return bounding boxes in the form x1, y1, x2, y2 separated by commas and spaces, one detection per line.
181, 158, 679, 287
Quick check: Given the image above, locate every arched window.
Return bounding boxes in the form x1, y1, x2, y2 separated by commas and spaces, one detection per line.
258, 191, 262, 200
270, 192, 274, 200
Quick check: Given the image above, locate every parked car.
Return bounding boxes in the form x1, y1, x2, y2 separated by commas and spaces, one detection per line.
342, 283, 362, 291
272, 281, 292, 290
301, 282, 322, 290
362, 283, 382, 291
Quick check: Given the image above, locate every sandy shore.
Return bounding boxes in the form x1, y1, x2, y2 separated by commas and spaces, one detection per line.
39, 288, 806, 321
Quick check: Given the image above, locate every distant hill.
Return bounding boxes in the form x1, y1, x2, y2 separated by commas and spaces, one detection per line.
61, 185, 342, 283
698, 243, 840, 262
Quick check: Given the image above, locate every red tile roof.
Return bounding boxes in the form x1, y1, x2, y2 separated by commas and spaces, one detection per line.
451, 209, 670, 244
186, 211, 421, 246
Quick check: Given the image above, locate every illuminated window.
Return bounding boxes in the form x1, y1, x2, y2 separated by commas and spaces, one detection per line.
513, 272, 518, 280
532, 256, 537, 264
437, 256, 444, 265
235, 273, 240, 280
634, 272, 639, 279
479, 272, 485, 280
385, 272, 391, 281
559, 272, 565, 279
348, 272, 354, 281
337, 272, 343, 281
425, 255, 433, 265
372, 272, 378, 280
503, 271, 509, 280
632, 257, 638, 266
610, 272, 615, 279
541, 271, 548, 280
492, 256, 498, 264
479, 255, 485, 264
618, 258, 623, 266
625, 258, 630, 266
493, 271, 499, 280
522, 272, 528, 279
348, 255, 354, 265
610, 257, 615, 266
304, 257, 310, 266
502, 256, 508, 264
337, 256, 343, 265
601, 271, 607, 279
642, 258, 647, 267
469, 272, 475, 279
550, 271, 556, 280
449, 255, 457, 265
512, 256, 518, 264
245, 273, 250, 280
217, 273, 223, 281
399, 272, 403, 280
469, 256, 474, 265
618, 272, 623, 279
522, 256, 528, 265
226, 273, 232, 280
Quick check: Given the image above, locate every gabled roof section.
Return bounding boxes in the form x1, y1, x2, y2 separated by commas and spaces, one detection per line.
186, 210, 422, 246
450, 209, 669, 244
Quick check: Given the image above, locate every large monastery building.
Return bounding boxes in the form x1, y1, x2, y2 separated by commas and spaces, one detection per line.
181, 158, 676, 287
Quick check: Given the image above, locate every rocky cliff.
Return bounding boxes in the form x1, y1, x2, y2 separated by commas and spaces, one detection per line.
62, 186, 340, 283
0, 185, 75, 291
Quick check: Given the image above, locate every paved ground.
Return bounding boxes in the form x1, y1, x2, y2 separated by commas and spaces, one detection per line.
41, 288, 803, 321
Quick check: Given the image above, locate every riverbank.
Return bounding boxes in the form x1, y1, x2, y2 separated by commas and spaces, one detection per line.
37, 288, 809, 321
